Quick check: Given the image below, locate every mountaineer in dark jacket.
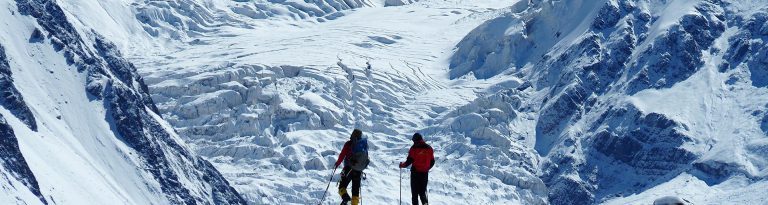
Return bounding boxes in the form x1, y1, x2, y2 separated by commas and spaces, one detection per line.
399, 133, 435, 205
335, 129, 365, 205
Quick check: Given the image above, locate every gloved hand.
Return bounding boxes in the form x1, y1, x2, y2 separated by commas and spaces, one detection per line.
399, 162, 406, 168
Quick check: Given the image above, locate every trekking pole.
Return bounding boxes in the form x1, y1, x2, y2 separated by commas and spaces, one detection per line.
318, 166, 338, 205
360, 172, 365, 205
361, 177, 363, 205
399, 168, 403, 205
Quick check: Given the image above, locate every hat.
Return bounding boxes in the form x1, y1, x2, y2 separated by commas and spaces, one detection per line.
411, 133, 423, 142
351, 129, 363, 140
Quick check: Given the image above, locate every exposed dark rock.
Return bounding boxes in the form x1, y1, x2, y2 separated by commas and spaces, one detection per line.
14, 0, 246, 203
29, 28, 44, 43
627, 5, 725, 94
591, 107, 696, 172
535, 84, 587, 154
547, 176, 594, 205
592, 3, 621, 30
721, 11, 768, 87
0, 44, 37, 131
0, 114, 47, 204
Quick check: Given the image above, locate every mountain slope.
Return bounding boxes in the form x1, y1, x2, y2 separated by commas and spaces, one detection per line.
0, 44, 46, 204
6, 0, 765, 204
97, 0, 768, 204
450, 0, 768, 204
0, 0, 244, 204
116, 0, 545, 204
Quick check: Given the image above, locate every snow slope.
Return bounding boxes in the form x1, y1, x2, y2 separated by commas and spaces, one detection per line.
100, 0, 768, 204
128, 1, 547, 204
9, 0, 767, 204
0, 0, 244, 204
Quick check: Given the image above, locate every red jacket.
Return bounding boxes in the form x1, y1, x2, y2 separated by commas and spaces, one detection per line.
402, 140, 435, 173
335, 141, 352, 167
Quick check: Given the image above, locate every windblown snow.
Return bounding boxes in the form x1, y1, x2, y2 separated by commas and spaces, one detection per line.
1, 0, 767, 204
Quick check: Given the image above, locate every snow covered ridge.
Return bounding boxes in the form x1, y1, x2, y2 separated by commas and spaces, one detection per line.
0, 0, 245, 204
451, 0, 768, 204
0, 45, 46, 204
133, 0, 418, 40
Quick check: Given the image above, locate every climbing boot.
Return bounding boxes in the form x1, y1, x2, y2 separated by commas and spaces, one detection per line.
338, 188, 350, 204
351, 196, 360, 205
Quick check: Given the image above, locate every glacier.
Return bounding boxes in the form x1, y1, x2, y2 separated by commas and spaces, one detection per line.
1, 0, 767, 204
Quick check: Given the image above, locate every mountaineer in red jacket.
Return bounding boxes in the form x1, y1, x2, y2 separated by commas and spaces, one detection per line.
399, 133, 435, 205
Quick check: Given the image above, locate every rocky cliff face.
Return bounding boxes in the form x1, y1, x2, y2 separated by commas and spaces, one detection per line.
0, 45, 45, 203
451, 0, 768, 204
0, 0, 245, 204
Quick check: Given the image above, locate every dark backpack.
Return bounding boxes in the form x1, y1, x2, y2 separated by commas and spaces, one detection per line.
348, 138, 369, 171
